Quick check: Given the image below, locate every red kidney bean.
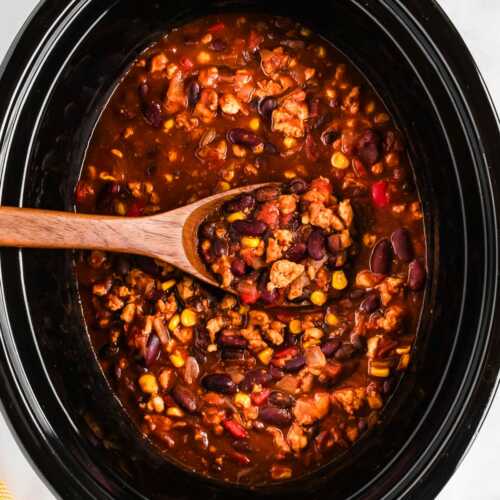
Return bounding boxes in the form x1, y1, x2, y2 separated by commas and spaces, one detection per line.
334, 343, 356, 361
258, 96, 277, 118
350, 333, 365, 351
228, 451, 251, 465
201, 373, 236, 394
360, 293, 381, 313
142, 101, 163, 128
172, 384, 198, 413
269, 365, 284, 381
356, 129, 380, 165
370, 239, 392, 275
210, 38, 227, 52
287, 178, 308, 194
255, 186, 281, 202
269, 391, 295, 408
327, 234, 342, 254
321, 339, 341, 357
222, 348, 248, 362
391, 228, 413, 262
224, 193, 255, 213
218, 334, 248, 349
223, 419, 248, 439
231, 258, 247, 277
232, 219, 268, 236
186, 78, 201, 108
200, 221, 216, 239
259, 406, 292, 427
260, 287, 279, 304
304, 134, 319, 162
285, 242, 307, 262
408, 259, 426, 291
239, 369, 272, 392
371, 180, 390, 207
307, 229, 326, 260
227, 128, 263, 148
144, 334, 161, 366
212, 239, 228, 258
283, 355, 306, 372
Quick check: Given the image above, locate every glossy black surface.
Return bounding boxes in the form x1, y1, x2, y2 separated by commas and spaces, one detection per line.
0, 1, 499, 499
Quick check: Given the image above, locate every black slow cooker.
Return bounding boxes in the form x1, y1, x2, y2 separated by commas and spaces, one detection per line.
0, 1, 499, 498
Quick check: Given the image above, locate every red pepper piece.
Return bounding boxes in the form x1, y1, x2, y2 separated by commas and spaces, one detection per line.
251, 389, 271, 406
179, 57, 194, 72
126, 200, 145, 217
273, 346, 298, 360
207, 22, 225, 34
237, 281, 260, 305
371, 180, 390, 207
352, 157, 367, 177
227, 450, 251, 465
223, 419, 248, 439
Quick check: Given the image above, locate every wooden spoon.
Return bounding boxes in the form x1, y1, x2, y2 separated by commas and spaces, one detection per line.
0, 183, 274, 288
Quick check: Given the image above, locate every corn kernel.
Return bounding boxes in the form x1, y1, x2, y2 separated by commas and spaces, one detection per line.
111, 148, 123, 158
367, 336, 381, 358
181, 308, 197, 327
374, 112, 390, 124
325, 313, 339, 326
161, 279, 176, 291
201, 33, 213, 44
331, 152, 350, 169
239, 305, 249, 314
332, 270, 348, 290
124, 127, 134, 139
365, 101, 376, 114
114, 200, 127, 216
169, 350, 185, 368
241, 236, 261, 248
283, 136, 297, 149
396, 345, 411, 355
300, 27, 312, 37
310, 290, 327, 306
371, 162, 384, 175
397, 353, 410, 371
258, 348, 274, 365
166, 406, 185, 418
316, 46, 326, 58
325, 87, 337, 99
99, 172, 117, 181
234, 392, 251, 409
163, 118, 175, 132
303, 339, 321, 349
363, 233, 376, 247
151, 395, 165, 413
168, 149, 178, 162
249, 117, 260, 131
232, 144, 247, 158
227, 211, 246, 223
168, 314, 180, 331
369, 362, 390, 378
197, 51, 211, 64
284, 170, 297, 179
218, 181, 231, 192
289, 319, 302, 335
207, 343, 218, 352
138, 373, 158, 394
164, 173, 174, 183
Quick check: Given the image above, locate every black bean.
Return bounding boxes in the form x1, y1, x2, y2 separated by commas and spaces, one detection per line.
99, 343, 119, 360
186, 79, 201, 108
210, 38, 227, 52
269, 391, 295, 408
199, 221, 216, 239
334, 343, 356, 361
287, 178, 308, 194
172, 384, 198, 413
258, 96, 277, 118
144, 334, 161, 366
370, 238, 392, 275
263, 142, 279, 155
408, 259, 426, 291
284, 355, 306, 372
232, 219, 267, 236
221, 348, 247, 362
202, 373, 236, 394
349, 289, 365, 300
307, 229, 326, 260
142, 100, 163, 128
231, 258, 247, 277
259, 406, 292, 427
356, 129, 381, 166
391, 228, 414, 262
255, 186, 281, 202
239, 369, 272, 392
360, 293, 381, 313
224, 193, 255, 213
212, 239, 228, 258
138, 83, 149, 100
227, 128, 263, 148
285, 242, 307, 263
115, 256, 130, 275
135, 256, 159, 275
321, 339, 341, 357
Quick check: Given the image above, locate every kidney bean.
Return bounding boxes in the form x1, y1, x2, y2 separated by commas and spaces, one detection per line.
144, 334, 161, 366
408, 259, 426, 291
327, 234, 342, 254
228, 450, 251, 465
227, 128, 263, 148
307, 229, 326, 260
285, 242, 307, 263
202, 373, 236, 394
223, 419, 248, 439
222, 348, 248, 362
305, 134, 319, 162
186, 78, 201, 108
224, 193, 255, 213
356, 129, 380, 165
350, 333, 365, 351
231, 258, 247, 277
255, 186, 281, 202
172, 384, 198, 413
370, 239, 392, 275
350, 289, 365, 300
287, 178, 308, 194
371, 180, 390, 207
210, 38, 227, 52
391, 228, 413, 262
269, 391, 295, 408
269, 365, 284, 381
212, 239, 228, 258
334, 343, 356, 361
218, 334, 248, 349
258, 96, 277, 118
239, 369, 272, 392
231, 219, 268, 236
283, 355, 306, 372
321, 339, 341, 357
142, 100, 163, 128
259, 406, 292, 427
200, 221, 216, 239
251, 388, 271, 406
360, 293, 381, 313
260, 287, 279, 305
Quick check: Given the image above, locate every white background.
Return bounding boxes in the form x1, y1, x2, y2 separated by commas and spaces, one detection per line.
1, 1, 500, 499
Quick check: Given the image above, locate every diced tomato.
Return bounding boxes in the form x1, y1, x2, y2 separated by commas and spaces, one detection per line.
251, 389, 271, 406
126, 200, 145, 217
223, 419, 248, 439
256, 202, 280, 228
75, 180, 95, 203
352, 157, 367, 177
179, 57, 194, 72
207, 22, 225, 34
371, 180, 390, 207
310, 177, 332, 199
237, 280, 260, 304
273, 346, 298, 360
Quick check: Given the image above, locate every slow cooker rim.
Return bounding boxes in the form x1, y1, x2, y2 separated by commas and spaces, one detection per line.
0, 1, 499, 499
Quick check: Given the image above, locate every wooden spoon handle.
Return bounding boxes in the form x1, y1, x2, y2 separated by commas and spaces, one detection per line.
0, 206, 142, 253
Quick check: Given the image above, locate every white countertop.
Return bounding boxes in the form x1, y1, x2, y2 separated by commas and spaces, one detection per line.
1, 1, 499, 498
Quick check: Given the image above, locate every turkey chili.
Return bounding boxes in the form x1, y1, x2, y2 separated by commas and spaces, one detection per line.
75, 14, 426, 484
